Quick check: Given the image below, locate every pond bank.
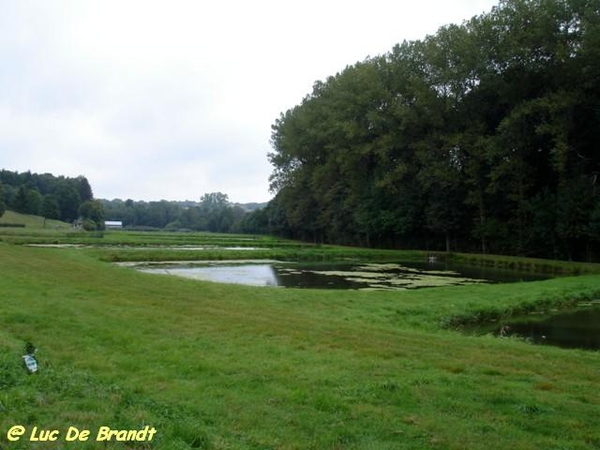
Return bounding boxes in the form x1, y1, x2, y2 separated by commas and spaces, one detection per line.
464, 303, 600, 350
446, 252, 600, 275
440, 277, 600, 330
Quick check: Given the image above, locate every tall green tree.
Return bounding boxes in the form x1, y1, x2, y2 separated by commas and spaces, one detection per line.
56, 183, 81, 222
11, 186, 30, 214
78, 199, 106, 230
199, 192, 234, 232
77, 176, 94, 202
267, 0, 600, 260
41, 195, 61, 220
0, 181, 5, 218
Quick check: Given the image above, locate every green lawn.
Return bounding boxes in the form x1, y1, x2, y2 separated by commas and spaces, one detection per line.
0, 211, 71, 229
1, 241, 599, 449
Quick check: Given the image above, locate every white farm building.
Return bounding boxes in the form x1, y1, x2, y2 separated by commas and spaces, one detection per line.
104, 221, 123, 229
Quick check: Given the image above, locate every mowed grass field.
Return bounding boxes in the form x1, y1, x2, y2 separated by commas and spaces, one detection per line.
1, 230, 600, 449
0, 211, 71, 230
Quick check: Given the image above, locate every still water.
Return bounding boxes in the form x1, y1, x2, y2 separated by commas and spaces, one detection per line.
133, 260, 549, 290
475, 305, 600, 350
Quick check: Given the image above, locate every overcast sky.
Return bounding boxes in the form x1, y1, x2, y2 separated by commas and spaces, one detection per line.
0, 0, 499, 203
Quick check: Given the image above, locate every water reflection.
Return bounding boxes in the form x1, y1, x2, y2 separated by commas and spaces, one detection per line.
491, 306, 600, 350
141, 264, 279, 286
133, 260, 545, 290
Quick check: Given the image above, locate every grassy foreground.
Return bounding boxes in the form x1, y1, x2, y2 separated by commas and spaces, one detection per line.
1, 242, 599, 449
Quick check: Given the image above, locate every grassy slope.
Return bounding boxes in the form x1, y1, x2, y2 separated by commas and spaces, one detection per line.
1, 243, 599, 449
0, 210, 71, 229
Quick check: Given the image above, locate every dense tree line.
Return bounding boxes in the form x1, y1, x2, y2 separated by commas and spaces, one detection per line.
0, 181, 5, 218
265, 0, 600, 261
0, 170, 104, 228
101, 193, 263, 233
0, 169, 265, 233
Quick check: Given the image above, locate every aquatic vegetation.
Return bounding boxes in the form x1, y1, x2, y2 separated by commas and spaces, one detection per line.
127, 261, 493, 290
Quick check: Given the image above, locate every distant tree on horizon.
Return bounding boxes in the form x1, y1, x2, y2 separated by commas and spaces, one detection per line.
100, 192, 252, 232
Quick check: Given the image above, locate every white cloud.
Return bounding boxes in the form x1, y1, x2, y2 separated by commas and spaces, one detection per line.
0, 0, 498, 203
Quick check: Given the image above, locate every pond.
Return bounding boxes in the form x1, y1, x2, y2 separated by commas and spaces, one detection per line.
471, 304, 600, 351
129, 259, 549, 290
126, 259, 598, 351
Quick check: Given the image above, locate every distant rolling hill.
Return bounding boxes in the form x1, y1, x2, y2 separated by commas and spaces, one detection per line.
233, 201, 268, 212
